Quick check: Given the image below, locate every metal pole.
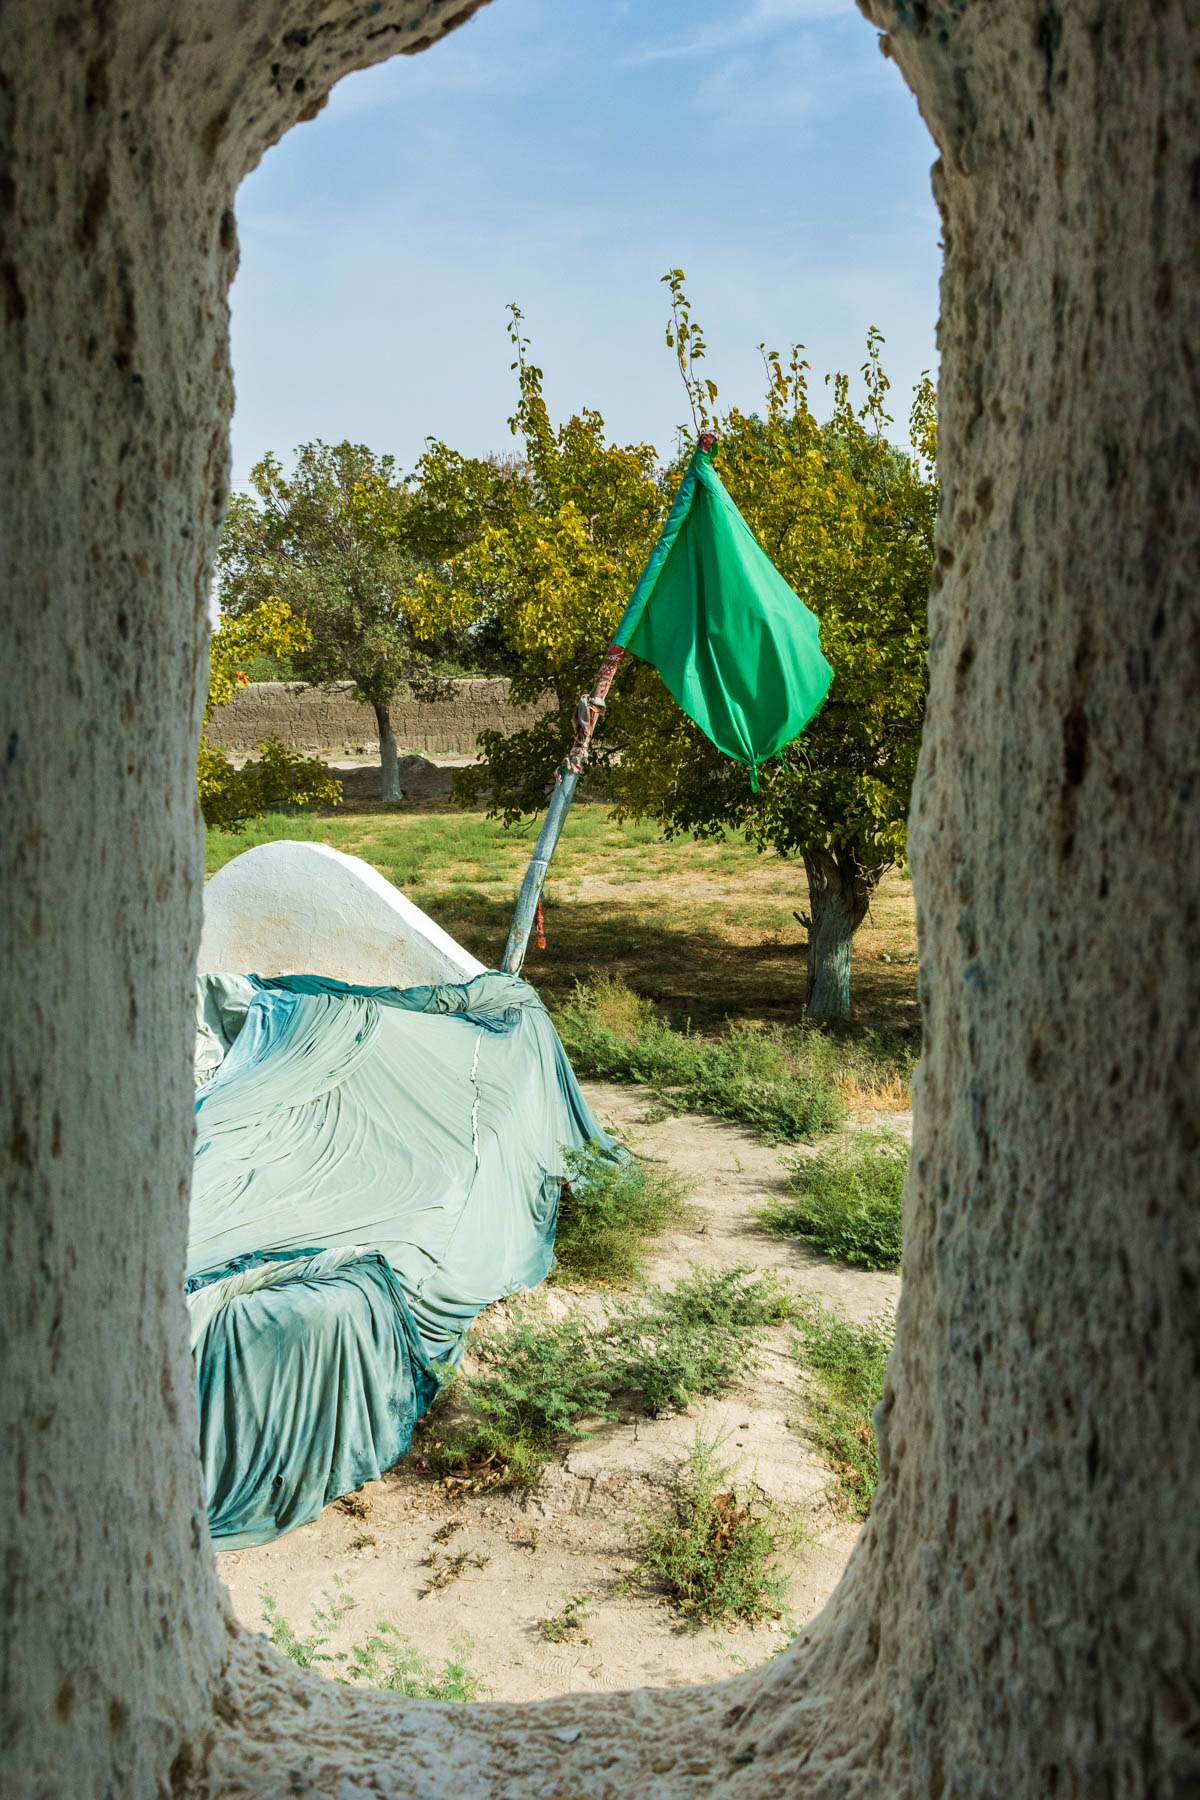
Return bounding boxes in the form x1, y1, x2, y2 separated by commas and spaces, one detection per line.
500, 642, 625, 975
500, 434, 717, 977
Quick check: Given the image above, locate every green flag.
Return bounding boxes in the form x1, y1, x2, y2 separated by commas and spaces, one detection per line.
613, 441, 832, 786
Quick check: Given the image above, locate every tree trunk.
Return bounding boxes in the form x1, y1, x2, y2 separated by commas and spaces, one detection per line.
803, 849, 873, 1021
374, 703, 403, 803
3, 2, 1199, 1796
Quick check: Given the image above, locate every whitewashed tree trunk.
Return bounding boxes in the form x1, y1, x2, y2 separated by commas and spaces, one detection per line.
1, 1, 1196, 1795
374, 702, 404, 802
802, 847, 874, 1020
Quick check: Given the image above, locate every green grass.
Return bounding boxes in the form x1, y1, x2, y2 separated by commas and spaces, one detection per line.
260, 1584, 489, 1700
636, 1431, 792, 1627
759, 1129, 907, 1270
552, 1141, 690, 1286
791, 1296, 896, 1520
204, 798, 921, 1039
417, 1265, 793, 1491
553, 974, 847, 1144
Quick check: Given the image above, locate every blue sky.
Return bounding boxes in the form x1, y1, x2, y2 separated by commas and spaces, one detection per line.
228, 0, 940, 492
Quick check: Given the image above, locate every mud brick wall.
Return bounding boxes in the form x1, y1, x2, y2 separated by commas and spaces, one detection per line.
206, 679, 555, 756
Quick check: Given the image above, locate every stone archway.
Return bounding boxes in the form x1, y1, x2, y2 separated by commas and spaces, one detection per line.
1, 2, 1196, 1793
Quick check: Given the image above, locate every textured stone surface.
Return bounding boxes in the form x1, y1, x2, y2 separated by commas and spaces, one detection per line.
208, 678, 554, 755
1, 0, 1197, 1795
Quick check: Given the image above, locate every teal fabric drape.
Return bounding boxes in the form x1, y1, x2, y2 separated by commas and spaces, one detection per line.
189, 970, 617, 1546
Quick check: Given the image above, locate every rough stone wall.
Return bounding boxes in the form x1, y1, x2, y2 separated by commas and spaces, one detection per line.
208, 677, 554, 754
1, 0, 1197, 1796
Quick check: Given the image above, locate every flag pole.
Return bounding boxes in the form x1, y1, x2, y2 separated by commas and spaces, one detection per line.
500, 432, 717, 978
499, 641, 625, 975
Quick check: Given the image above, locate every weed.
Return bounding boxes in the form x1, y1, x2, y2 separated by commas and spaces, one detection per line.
419, 1308, 616, 1489
605, 1265, 793, 1416
261, 1579, 355, 1670
537, 1592, 597, 1644
553, 1141, 690, 1286
335, 1489, 370, 1520
421, 1266, 792, 1488
466, 1308, 617, 1447
340, 1626, 490, 1701
826, 1026, 920, 1110
262, 1585, 489, 1700
759, 1129, 907, 1270
791, 1295, 895, 1519
553, 975, 846, 1144
420, 1548, 490, 1597
637, 1432, 791, 1627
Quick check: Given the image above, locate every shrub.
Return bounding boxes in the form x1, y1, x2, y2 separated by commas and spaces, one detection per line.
791, 1296, 895, 1518
420, 1266, 793, 1488
552, 974, 846, 1144
199, 733, 343, 832
638, 1431, 791, 1626
464, 1308, 616, 1446
605, 1264, 793, 1416
759, 1129, 907, 1270
554, 1141, 690, 1286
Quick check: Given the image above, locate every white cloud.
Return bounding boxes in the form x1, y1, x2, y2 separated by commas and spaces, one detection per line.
626, 0, 854, 66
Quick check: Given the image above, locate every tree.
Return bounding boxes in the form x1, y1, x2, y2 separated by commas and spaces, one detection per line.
610, 295, 937, 1020
6, 3, 1196, 1795
410, 290, 936, 1019
217, 440, 471, 802
199, 599, 343, 830
403, 307, 666, 816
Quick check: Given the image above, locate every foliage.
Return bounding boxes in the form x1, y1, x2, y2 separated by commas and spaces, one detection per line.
340, 1626, 490, 1701
261, 1583, 488, 1700
404, 307, 666, 819
199, 598, 342, 830
419, 1266, 793, 1490
465, 1308, 616, 1447
553, 1141, 690, 1286
759, 1129, 907, 1270
791, 1296, 895, 1519
216, 440, 479, 796
552, 974, 847, 1143
636, 1430, 791, 1626
410, 280, 936, 1013
603, 1264, 793, 1418
260, 1581, 355, 1671
537, 1592, 597, 1644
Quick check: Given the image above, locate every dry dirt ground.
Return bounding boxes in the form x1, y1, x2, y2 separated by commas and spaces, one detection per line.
217, 1086, 905, 1703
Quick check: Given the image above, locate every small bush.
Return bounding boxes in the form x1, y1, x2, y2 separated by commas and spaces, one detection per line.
199, 733, 343, 831
553, 1141, 690, 1286
553, 975, 846, 1144
606, 1265, 793, 1417
421, 1267, 793, 1489
759, 1129, 907, 1270
463, 1307, 616, 1448
638, 1432, 791, 1626
791, 1296, 895, 1519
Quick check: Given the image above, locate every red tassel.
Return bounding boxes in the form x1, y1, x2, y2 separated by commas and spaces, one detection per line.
535, 899, 546, 951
